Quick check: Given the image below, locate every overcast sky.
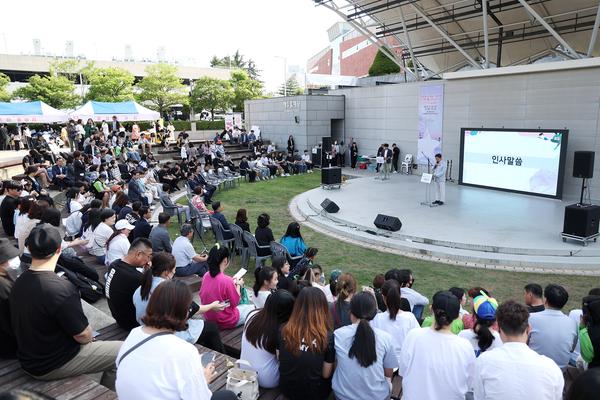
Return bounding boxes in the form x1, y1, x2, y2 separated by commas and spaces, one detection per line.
0, 0, 342, 92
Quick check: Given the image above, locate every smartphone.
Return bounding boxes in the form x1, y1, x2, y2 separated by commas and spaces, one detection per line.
221, 299, 231, 308
232, 268, 247, 281
201, 351, 216, 367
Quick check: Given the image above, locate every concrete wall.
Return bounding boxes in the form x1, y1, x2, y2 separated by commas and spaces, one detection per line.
244, 95, 345, 152
332, 66, 600, 201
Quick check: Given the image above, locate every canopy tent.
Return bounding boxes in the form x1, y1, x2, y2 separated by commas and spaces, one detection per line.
69, 100, 160, 122
0, 101, 68, 123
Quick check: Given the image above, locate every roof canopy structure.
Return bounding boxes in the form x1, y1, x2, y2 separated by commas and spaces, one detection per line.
314, 0, 600, 79
69, 101, 160, 122
0, 101, 68, 123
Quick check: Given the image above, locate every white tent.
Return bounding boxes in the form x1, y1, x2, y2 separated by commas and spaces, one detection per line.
69, 100, 160, 122
0, 101, 69, 123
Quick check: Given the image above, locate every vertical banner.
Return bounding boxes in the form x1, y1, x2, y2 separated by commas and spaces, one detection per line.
224, 114, 234, 131
417, 85, 444, 166
233, 113, 242, 129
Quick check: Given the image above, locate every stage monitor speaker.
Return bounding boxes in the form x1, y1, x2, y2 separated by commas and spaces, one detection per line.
312, 149, 322, 167
563, 204, 600, 237
322, 137, 332, 166
374, 214, 402, 232
321, 198, 340, 213
321, 167, 341, 185
573, 151, 595, 178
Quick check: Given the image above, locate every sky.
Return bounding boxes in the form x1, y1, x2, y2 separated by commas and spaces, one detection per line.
0, 0, 342, 92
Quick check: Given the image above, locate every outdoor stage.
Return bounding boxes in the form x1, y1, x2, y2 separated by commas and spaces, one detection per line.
291, 170, 600, 275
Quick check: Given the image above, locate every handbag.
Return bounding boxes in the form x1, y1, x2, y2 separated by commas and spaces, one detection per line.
225, 360, 259, 400
239, 287, 251, 305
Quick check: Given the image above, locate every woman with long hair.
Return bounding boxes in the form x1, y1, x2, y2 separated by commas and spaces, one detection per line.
17, 199, 50, 254
400, 291, 476, 400
278, 287, 334, 400
117, 280, 236, 399
280, 222, 307, 257
457, 293, 502, 357
105, 219, 135, 266
252, 266, 278, 308
235, 208, 250, 232
111, 192, 129, 215
199, 244, 255, 329
255, 213, 274, 257
370, 280, 419, 365
88, 209, 116, 264
330, 273, 357, 329
241, 290, 295, 388
191, 186, 211, 214
332, 292, 398, 400
132, 252, 225, 352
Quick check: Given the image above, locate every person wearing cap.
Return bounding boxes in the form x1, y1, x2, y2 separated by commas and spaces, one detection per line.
106, 219, 135, 266
528, 284, 578, 368
400, 291, 476, 400
105, 237, 154, 330
458, 292, 502, 357
9, 224, 122, 388
0, 181, 22, 237
323, 269, 342, 303
0, 238, 20, 358
473, 301, 564, 400
172, 224, 209, 277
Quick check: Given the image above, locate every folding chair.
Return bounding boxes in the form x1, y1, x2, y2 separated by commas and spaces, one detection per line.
243, 232, 271, 270
229, 224, 248, 268
209, 217, 236, 260
270, 241, 302, 266
159, 196, 183, 224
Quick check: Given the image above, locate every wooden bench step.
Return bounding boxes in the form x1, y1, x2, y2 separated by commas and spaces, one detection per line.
0, 358, 117, 399
220, 326, 243, 359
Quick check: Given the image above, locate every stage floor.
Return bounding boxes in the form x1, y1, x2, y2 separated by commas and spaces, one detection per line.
292, 171, 600, 274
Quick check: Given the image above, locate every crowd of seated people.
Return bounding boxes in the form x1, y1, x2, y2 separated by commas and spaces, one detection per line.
4, 125, 600, 400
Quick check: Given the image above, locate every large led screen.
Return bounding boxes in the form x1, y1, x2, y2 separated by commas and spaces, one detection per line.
459, 128, 569, 198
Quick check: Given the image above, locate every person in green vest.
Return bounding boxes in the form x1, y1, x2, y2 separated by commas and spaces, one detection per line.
579, 293, 600, 367
421, 288, 465, 334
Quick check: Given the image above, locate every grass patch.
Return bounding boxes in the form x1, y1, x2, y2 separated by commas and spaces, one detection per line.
169, 174, 595, 311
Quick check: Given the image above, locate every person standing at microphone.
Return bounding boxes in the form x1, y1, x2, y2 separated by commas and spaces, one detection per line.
433, 153, 446, 205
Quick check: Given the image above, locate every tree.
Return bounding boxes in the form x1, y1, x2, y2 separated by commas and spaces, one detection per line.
13, 74, 80, 109
229, 69, 263, 112
137, 63, 188, 115
0, 73, 11, 102
368, 48, 401, 76
85, 67, 135, 102
190, 77, 234, 120
278, 76, 303, 96
210, 50, 261, 80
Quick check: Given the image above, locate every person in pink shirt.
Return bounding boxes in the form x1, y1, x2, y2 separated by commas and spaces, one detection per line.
200, 244, 255, 329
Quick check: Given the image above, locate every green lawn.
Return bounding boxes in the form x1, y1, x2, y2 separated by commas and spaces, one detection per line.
170, 173, 596, 312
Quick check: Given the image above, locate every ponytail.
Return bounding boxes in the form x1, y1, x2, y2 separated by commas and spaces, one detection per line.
381, 280, 402, 320
106, 229, 123, 248
433, 308, 451, 330
207, 244, 229, 278
474, 317, 495, 352
349, 319, 377, 367
140, 252, 176, 301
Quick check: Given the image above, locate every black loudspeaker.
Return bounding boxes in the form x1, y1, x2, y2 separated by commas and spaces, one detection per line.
321, 167, 341, 185
573, 151, 595, 178
563, 205, 600, 237
374, 214, 402, 232
321, 198, 340, 213
312, 149, 322, 167
322, 137, 332, 166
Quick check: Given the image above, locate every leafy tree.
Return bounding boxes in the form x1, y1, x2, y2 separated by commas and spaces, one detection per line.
278, 76, 303, 96
0, 73, 11, 102
13, 74, 80, 109
229, 69, 263, 112
368, 48, 401, 76
50, 59, 84, 82
210, 50, 261, 80
84, 67, 135, 102
190, 77, 234, 120
137, 63, 188, 115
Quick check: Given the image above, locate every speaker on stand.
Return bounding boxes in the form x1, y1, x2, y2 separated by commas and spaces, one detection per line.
322, 137, 332, 167
562, 151, 598, 245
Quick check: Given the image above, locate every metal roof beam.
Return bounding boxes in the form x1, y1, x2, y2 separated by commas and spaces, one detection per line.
347, 0, 415, 20
587, 3, 600, 57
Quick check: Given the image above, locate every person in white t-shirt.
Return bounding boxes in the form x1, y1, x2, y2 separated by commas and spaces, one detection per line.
458, 293, 503, 357
105, 219, 135, 266
332, 292, 398, 400
241, 290, 295, 388
370, 280, 419, 366
252, 266, 278, 308
400, 290, 476, 400
88, 209, 116, 265
116, 279, 235, 400
473, 300, 564, 400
